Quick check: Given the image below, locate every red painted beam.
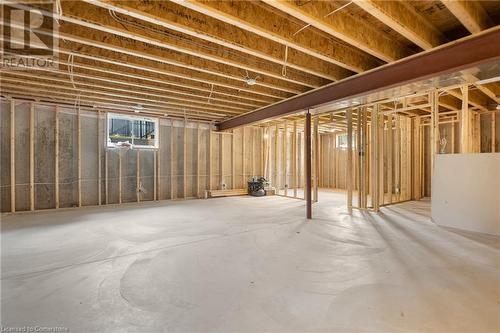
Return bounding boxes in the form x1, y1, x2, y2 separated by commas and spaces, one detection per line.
217, 27, 500, 131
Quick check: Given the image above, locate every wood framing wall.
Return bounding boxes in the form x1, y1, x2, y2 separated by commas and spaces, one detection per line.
261, 119, 318, 200
317, 101, 499, 210
1, 91, 498, 214
0, 98, 263, 213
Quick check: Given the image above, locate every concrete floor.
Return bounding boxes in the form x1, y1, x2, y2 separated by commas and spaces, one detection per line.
1, 190, 499, 332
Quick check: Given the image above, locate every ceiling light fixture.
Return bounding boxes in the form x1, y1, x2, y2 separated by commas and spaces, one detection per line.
245, 77, 257, 86
133, 104, 143, 113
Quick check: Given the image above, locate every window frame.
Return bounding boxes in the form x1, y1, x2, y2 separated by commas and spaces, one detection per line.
106, 112, 159, 149
335, 133, 355, 149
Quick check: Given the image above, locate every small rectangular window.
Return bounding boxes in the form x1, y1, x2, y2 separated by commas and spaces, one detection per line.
107, 113, 158, 149
336, 133, 355, 149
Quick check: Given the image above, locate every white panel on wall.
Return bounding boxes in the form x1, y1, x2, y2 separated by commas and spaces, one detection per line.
432, 153, 500, 236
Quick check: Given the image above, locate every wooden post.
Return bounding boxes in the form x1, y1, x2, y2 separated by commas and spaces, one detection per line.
346, 109, 353, 213
10, 100, 15, 213
293, 120, 298, 198
371, 105, 379, 212
30, 102, 35, 211
305, 112, 312, 219
97, 110, 102, 205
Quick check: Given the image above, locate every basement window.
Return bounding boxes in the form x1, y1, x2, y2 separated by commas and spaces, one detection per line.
107, 113, 158, 149
336, 134, 355, 149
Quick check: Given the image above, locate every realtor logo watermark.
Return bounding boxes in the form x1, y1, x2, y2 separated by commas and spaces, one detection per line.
1, 2, 58, 69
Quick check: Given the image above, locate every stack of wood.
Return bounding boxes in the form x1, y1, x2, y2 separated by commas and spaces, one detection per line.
205, 189, 248, 198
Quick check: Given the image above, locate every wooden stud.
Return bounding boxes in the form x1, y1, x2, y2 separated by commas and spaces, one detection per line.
387, 114, 393, 204
242, 127, 246, 187
30, 102, 35, 211
197, 122, 201, 197
208, 122, 212, 191
77, 106, 82, 207
97, 110, 102, 205
430, 90, 439, 176
252, 127, 256, 179
451, 120, 455, 154
492, 112, 496, 153
154, 149, 157, 201
260, 127, 265, 177
394, 115, 401, 202
105, 146, 109, 205
263, 126, 269, 180
293, 120, 298, 198
219, 133, 224, 189
183, 117, 187, 198
55, 105, 59, 209
298, 130, 302, 194
362, 108, 368, 208
460, 85, 470, 153
171, 121, 175, 199
157, 118, 161, 200
10, 100, 15, 213
313, 116, 319, 202
136, 149, 140, 202
420, 124, 425, 196
346, 109, 353, 213
283, 121, 288, 196
118, 149, 122, 204
378, 113, 384, 206
274, 124, 278, 190
371, 105, 379, 211
413, 117, 421, 200
231, 129, 235, 189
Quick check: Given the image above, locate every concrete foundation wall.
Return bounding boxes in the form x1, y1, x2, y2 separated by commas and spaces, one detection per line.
0, 98, 262, 213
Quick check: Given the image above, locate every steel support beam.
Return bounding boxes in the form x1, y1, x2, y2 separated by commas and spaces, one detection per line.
305, 111, 312, 220
217, 27, 500, 130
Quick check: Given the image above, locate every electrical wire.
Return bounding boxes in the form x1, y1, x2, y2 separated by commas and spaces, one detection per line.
292, 1, 353, 36
282, 45, 288, 77
107, 9, 313, 82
